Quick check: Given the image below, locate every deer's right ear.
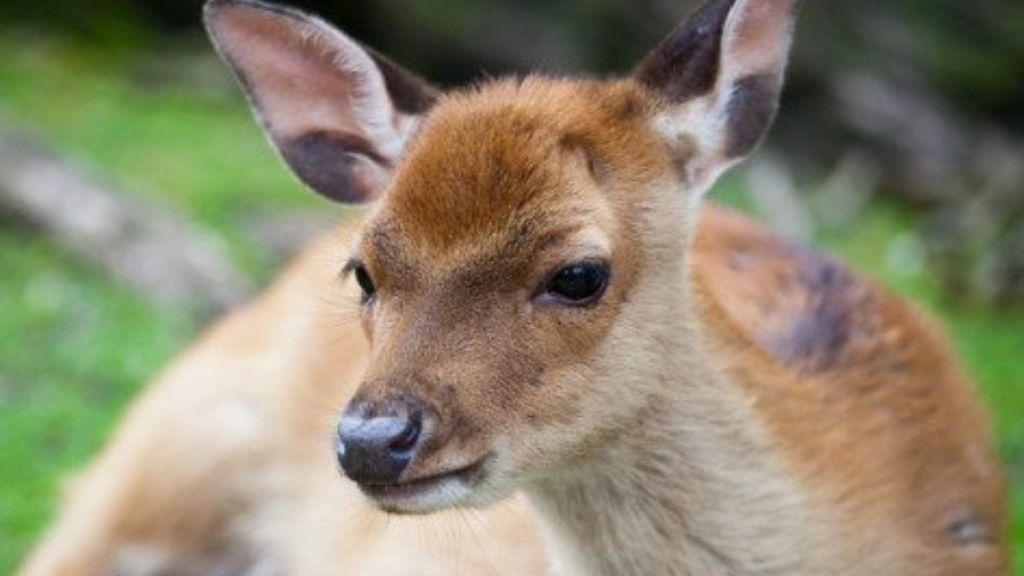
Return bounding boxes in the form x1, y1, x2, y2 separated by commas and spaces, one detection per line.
204, 0, 439, 203
635, 0, 800, 194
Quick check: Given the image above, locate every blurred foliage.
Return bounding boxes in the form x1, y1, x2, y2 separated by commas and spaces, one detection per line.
0, 32, 320, 278
3, 0, 1022, 109
0, 0, 1022, 573
4, 0, 1021, 302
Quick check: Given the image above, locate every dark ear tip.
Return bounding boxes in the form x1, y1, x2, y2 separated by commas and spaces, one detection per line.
633, 0, 737, 102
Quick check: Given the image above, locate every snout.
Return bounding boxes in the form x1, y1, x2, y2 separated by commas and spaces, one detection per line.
335, 392, 496, 513
335, 396, 428, 485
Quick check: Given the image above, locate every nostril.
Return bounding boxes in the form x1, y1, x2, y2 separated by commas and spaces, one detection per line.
388, 411, 422, 453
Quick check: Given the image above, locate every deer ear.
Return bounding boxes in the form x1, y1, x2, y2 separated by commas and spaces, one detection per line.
204, 0, 439, 204
635, 0, 800, 191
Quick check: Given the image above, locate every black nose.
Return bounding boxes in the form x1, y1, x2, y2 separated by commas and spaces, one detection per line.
336, 399, 424, 485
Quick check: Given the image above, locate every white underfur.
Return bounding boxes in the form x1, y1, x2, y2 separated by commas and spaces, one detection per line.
113, 543, 279, 576
112, 545, 170, 576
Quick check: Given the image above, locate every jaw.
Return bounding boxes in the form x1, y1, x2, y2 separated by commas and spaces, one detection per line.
360, 472, 477, 514
355, 452, 515, 514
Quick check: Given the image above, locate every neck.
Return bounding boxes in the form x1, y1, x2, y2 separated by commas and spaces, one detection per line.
526, 262, 819, 576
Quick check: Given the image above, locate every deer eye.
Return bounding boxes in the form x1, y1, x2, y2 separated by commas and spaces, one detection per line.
352, 264, 376, 303
542, 261, 610, 306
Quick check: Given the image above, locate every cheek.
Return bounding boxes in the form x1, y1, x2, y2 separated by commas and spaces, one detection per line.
500, 303, 631, 436
491, 367, 608, 475
493, 330, 608, 431
526, 300, 622, 380
520, 368, 590, 429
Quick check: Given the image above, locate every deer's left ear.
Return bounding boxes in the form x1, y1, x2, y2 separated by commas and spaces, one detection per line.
635, 0, 801, 191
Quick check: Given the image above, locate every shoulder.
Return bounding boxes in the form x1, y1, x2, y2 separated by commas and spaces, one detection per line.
691, 204, 928, 378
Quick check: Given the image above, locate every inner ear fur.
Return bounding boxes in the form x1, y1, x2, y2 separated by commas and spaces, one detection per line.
635, 0, 801, 169
204, 0, 438, 204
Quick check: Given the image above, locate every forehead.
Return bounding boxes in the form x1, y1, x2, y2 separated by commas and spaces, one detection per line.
362, 78, 659, 264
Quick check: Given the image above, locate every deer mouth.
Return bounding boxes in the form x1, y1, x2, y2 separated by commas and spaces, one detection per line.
357, 453, 491, 513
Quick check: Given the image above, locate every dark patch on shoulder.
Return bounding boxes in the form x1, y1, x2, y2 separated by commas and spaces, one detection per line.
280, 130, 388, 203
635, 0, 736, 102
761, 245, 871, 373
725, 74, 779, 158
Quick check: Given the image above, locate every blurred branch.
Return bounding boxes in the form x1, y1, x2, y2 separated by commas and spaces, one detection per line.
745, 156, 814, 242
0, 118, 250, 315
831, 73, 967, 203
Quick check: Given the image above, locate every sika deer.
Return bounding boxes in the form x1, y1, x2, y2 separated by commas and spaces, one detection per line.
22, 0, 1007, 574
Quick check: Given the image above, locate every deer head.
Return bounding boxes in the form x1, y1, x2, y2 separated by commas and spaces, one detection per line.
205, 0, 800, 513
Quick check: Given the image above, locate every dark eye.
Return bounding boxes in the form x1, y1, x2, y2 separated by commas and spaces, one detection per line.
543, 261, 610, 306
353, 264, 376, 303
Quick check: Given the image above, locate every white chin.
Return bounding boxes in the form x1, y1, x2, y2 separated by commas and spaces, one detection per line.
359, 474, 475, 514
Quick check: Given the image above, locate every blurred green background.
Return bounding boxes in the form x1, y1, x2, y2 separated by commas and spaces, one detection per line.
0, 0, 1022, 573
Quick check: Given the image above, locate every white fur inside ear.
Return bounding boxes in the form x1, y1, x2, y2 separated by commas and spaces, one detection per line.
206, 1, 440, 202
648, 0, 799, 196
651, 98, 737, 195
207, 2, 412, 162
299, 18, 408, 160
719, 0, 796, 82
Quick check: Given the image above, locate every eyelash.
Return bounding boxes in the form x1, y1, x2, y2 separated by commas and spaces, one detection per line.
344, 260, 376, 305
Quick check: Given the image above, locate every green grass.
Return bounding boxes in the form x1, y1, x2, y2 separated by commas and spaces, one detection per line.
0, 231, 194, 566
0, 35, 1021, 574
